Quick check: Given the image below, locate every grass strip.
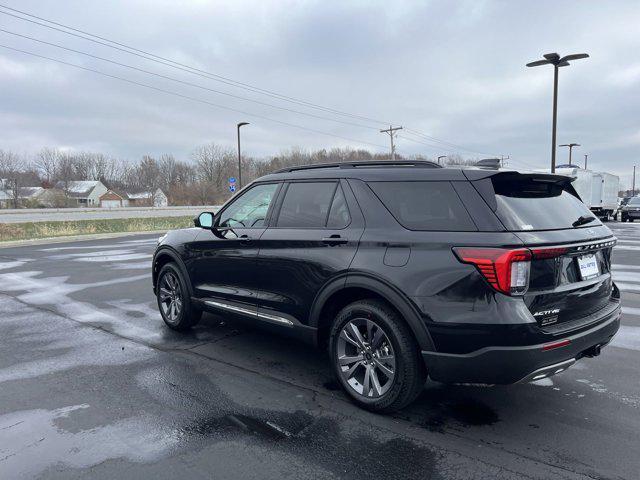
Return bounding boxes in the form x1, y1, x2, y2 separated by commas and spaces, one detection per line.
0, 216, 193, 242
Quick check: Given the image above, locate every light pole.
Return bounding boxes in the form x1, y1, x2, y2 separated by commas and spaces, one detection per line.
236, 122, 249, 189
633, 165, 636, 196
437, 155, 447, 165
526, 52, 589, 173
559, 143, 580, 166
584, 154, 588, 169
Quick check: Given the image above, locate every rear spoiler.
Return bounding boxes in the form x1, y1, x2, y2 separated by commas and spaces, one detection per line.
465, 171, 579, 211
462, 169, 576, 184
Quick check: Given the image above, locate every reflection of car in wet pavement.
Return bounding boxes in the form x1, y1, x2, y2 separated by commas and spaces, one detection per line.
1, 220, 640, 479
153, 161, 620, 412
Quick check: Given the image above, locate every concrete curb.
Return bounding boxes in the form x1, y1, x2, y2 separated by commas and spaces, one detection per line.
0, 230, 167, 248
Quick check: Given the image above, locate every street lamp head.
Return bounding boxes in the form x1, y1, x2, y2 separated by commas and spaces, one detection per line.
560, 53, 589, 63
526, 59, 552, 67
237, 122, 249, 128
527, 52, 589, 68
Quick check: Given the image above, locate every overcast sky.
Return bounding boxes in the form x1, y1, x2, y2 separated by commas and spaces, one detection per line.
0, 0, 638, 187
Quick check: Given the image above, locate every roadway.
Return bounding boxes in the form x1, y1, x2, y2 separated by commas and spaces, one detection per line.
0, 222, 638, 479
0, 206, 219, 223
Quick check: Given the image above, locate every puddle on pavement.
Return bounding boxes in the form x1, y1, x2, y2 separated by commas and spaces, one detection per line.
135, 362, 438, 480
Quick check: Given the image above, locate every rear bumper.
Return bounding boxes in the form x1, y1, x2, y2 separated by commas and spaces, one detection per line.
422, 303, 620, 384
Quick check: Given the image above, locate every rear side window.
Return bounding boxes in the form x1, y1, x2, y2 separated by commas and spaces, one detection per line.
276, 182, 336, 228
327, 186, 351, 229
490, 174, 602, 231
368, 181, 476, 231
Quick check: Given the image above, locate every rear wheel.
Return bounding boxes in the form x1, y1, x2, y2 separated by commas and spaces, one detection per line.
329, 299, 426, 412
157, 263, 202, 331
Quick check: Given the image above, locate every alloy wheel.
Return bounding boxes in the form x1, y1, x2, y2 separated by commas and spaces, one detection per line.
336, 318, 396, 398
159, 271, 182, 324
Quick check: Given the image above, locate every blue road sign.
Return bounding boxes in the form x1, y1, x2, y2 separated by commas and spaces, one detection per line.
229, 185, 236, 193
228, 177, 237, 184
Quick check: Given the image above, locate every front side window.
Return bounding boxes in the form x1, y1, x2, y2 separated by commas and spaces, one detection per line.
276, 182, 338, 228
218, 183, 278, 228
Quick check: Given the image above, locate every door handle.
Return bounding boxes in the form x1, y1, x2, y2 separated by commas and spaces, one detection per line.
239, 234, 252, 243
322, 235, 348, 246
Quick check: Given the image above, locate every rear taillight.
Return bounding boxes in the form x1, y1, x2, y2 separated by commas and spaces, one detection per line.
453, 247, 532, 296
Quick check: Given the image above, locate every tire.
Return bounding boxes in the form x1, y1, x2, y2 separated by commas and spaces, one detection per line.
156, 263, 202, 331
329, 299, 426, 412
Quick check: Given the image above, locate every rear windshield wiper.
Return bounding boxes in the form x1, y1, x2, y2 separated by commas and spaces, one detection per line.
572, 215, 596, 227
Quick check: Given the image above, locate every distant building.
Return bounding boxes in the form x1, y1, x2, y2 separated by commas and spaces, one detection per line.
0, 188, 11, 208
125, 188, 168, 207
99, 190, 129, 208
54, 180, 108, 207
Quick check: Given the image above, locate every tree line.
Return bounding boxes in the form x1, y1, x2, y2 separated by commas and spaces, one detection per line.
0, 145, 470, 206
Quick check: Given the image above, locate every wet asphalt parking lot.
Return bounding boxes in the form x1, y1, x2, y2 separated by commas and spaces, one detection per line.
0, 223, 639, 479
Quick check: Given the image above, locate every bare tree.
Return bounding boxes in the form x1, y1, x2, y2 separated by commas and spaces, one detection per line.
35, 148, 59, 184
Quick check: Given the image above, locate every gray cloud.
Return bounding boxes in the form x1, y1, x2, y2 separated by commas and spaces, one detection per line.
0, 0, 638, 187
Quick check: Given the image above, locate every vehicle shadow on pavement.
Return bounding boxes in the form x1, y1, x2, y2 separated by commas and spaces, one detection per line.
193, 312, 504, 431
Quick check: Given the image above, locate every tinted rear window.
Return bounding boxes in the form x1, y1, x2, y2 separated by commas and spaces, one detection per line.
491, 175, 601, 231
368, 181, 476, 231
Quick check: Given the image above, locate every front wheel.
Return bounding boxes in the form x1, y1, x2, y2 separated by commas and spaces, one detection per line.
157, 263, 202, 331
329, 299, 426, 412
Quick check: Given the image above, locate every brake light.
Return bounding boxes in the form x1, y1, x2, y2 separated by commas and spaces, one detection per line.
453, 247, 531, 296
530, 247, 567, 259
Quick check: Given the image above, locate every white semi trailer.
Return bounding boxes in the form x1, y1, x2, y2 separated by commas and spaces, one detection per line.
555, 167, 619, 220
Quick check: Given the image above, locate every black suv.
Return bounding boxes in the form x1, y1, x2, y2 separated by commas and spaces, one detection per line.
152, 161, 621, 412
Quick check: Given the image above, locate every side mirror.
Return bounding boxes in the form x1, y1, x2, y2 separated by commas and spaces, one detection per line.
194, 212, 214, 229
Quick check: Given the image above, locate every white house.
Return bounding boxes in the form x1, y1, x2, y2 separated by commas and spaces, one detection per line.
54, 180, 108, 207
0, 188, 11, 208
99, 190, 129, 208
126, 188, 169, 207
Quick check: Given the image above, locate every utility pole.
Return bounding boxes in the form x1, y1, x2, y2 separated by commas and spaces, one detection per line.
526, 52, 589, 173
437, 155, 447, 165
584, 154, 588, 169
633, 165, 636, 196
380, 125, 402, 160
559, 143, 580, 165
11, 178, 18, 209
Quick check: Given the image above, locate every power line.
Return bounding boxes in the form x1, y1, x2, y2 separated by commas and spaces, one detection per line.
0, 4, 389, 126
0, 43, 389, 150
404, 128, 496, 157
0, 27, 380, 131
0, 4, 498, 157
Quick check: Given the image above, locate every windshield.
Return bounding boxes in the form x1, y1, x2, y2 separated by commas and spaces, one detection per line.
490, 174, 601, 231
628, 197, 640, 206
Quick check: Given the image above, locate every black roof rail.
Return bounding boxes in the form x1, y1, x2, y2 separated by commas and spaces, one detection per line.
274, 160, 443, 173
